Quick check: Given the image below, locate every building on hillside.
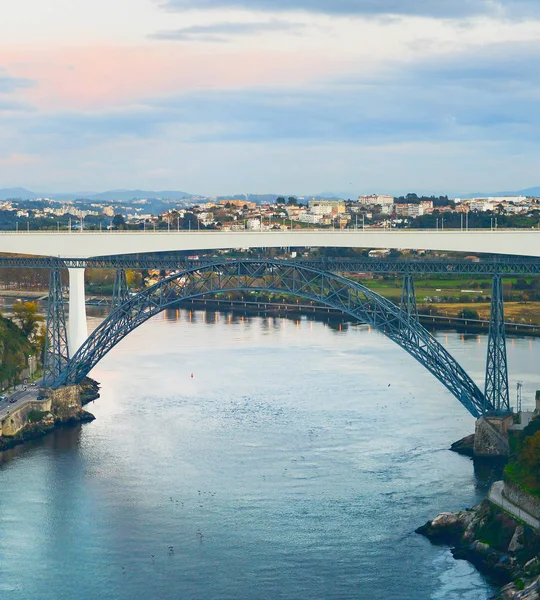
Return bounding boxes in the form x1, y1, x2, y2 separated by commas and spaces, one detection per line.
219, 199, 257, 210
357, 194, 394, 207
469, 200, 494, 212
298, 213, 323, 224
309, 199, 346, 215
393, 204, 424, 218
407, 204, 424, 218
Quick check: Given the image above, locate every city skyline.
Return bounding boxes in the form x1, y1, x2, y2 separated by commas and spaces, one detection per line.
2, 1, 540, 193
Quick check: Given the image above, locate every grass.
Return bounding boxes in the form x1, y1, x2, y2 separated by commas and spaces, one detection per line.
351, 277, 540, 324
430, 302, 540, 325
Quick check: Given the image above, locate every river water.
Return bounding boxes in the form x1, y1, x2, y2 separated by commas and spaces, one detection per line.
1, 308, 539, 600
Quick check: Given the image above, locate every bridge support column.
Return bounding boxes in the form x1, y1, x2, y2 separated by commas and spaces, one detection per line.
111, 268, 130, 311
42, 269, 69, 387
400, 274, 418, 321
68, 268, 88, 355
484, 274, 510, 413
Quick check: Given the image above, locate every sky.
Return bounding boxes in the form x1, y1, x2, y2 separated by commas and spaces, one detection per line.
1, 0, 540, 195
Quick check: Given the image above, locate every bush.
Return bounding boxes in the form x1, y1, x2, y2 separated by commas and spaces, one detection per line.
27, 410, 47, 423
458, 308, 479, 320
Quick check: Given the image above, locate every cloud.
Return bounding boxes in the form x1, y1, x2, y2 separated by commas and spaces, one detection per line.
0, 70, 35, 94
5, 39, 540, 161
150, 20, 303, 42
0, 153, 41, 166
160, 0, 540, 18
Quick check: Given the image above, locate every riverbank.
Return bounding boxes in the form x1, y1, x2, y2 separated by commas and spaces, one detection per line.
175, 298, 540, 337
0, 378, 100, 453
417, 495, 540, 599
422, 407, 540, 599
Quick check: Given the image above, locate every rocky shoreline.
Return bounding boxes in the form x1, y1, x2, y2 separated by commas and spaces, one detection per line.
417, 428, 540, 599
417, 499, 540, 598
0, 377, 100, 453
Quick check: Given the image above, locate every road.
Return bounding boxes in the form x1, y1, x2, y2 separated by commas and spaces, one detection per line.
488, 481, 540, 530
0, 387, 42, 421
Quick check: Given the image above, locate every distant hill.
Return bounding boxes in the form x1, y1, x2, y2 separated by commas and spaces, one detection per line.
61, 189, 194, 202
0, 188, 38, 200
459, 186, 540, 199
0, 188, 194, 201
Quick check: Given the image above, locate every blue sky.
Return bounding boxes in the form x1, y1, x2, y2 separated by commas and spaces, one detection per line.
1, 0, 540, 195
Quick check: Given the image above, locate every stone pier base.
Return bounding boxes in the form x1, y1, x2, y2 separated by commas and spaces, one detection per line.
44, 385, 83, 420
474, 414, 513, 457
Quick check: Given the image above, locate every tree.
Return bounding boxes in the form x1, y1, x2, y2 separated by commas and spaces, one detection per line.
519, 431, 540, 473
276, 197, 286, 205
112, 214, 126, 229
11, 301, 44, 340
287, 197, 298, 206
457, 308, 479, 320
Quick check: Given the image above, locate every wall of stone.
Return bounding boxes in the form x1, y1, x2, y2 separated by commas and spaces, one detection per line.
503, 479, 540, 520
0, 385, 82, 438
486, 414, 514, 435
0, 398, 52, 437
474, 416, 510, 457
47, 386, 82, 420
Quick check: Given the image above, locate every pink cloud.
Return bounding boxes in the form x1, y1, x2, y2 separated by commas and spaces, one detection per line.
2, 45, 343, 111
0, 153, 42, 166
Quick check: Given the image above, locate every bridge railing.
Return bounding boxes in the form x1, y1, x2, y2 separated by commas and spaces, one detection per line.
1, 227, 540, 234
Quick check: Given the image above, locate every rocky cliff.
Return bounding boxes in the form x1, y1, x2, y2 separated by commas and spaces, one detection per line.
417, 500, 540, 599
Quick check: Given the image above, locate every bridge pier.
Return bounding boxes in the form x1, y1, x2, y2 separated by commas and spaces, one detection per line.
111, 268, 130, 311
68, 268, 88, 355
400, 274, 418, 321
484, 274, 510, 414
42, 268, 69, 387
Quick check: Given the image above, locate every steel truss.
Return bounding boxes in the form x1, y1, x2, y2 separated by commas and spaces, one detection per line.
52, 259, 491, 417
0, 255, 539, 275
42, 269, 69, 387
484, 275, 511, 413
111, 269, 130, 311
400, 274, 418, 322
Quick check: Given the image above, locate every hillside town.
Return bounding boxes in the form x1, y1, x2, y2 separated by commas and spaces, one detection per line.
0, 192, 539, 232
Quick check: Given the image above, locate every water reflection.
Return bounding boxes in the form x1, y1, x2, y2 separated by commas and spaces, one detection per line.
4, 308, 531, 600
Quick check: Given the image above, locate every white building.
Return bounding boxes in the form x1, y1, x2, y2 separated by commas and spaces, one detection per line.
407, 204, 425, 218
298, 213, 323, 224
469, 201, 494, 212
308, 199, 345, 215
358, 194, 394, 207
246, 218, 262, 230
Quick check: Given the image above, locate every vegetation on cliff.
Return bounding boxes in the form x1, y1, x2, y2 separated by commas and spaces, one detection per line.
506, 413, 540, 499
0, 312, 34, 387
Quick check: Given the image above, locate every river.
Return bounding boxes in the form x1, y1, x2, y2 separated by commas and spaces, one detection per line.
1, 308, 539, 600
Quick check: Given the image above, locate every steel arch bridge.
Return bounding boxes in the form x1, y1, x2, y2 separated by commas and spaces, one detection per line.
52, 259, 492, 417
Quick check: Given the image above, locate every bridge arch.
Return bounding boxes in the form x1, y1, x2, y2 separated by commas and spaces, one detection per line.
54, 260, 490, 417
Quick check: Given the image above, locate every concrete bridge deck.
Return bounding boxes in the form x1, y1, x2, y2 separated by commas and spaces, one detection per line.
0, 228, 539, 258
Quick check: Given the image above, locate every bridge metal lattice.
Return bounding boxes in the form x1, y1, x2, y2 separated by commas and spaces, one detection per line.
400, 274, 418, 322
0, 255, 540, 275
484, 274, 510, 413
53, 260, 491, 417
42, 269, 69, 387
111, 269, 130, 311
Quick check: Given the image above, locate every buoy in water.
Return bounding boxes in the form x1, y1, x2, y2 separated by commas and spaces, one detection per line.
191, 373, 194, 378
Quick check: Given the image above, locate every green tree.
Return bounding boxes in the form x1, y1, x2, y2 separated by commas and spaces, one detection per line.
112, 214, 126, 229
457, 308, 479, 320
275, 197, 286, 205
287, 197, 298, 206
519, 431, 540, 473
11, 301, 44, 339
